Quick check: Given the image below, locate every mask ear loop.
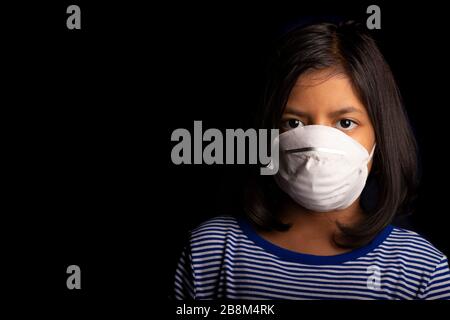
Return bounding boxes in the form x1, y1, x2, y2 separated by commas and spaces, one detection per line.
368, 143, 376, 162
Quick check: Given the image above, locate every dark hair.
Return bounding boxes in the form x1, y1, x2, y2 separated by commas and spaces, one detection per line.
244, 21, 419, 248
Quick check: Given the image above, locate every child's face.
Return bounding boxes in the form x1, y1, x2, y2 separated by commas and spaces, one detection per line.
281, 68, 376, 170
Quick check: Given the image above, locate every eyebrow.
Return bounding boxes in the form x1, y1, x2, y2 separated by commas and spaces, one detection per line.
284, 106, 363, 118
328, 107, 363, 117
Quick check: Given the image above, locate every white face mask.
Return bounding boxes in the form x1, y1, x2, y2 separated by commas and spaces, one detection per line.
272, 125, 375, 212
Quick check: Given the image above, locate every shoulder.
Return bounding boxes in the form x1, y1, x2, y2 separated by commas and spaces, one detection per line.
187, 214, 243, 247
379, 226, 447, 266
388, 227, 445, 256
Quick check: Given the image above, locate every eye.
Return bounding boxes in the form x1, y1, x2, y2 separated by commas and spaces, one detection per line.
336, 119, 358, 131
282, 119, 305, 130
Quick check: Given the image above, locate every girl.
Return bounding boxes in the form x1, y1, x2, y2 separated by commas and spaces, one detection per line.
173, 21, 450, 300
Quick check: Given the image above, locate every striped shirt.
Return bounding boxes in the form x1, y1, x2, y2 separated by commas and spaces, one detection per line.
173, 215, 450, 300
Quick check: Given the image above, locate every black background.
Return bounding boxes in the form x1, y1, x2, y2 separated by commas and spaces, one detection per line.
4, 0, 450, 315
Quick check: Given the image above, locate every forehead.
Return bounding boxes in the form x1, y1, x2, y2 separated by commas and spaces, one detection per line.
287, 69, 365, 112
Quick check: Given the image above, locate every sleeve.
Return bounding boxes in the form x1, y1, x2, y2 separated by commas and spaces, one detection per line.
173, 241, 196, 300
419, 256, 450, 300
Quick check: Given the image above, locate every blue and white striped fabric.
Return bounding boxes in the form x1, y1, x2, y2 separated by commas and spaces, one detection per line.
173, 215, 450, 300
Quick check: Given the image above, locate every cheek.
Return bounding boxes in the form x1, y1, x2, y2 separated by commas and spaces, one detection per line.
350, 125, 375, 154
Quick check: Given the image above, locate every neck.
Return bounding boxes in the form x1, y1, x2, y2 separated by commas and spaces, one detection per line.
255, 196, 365, 255
279, 196, 364, 235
